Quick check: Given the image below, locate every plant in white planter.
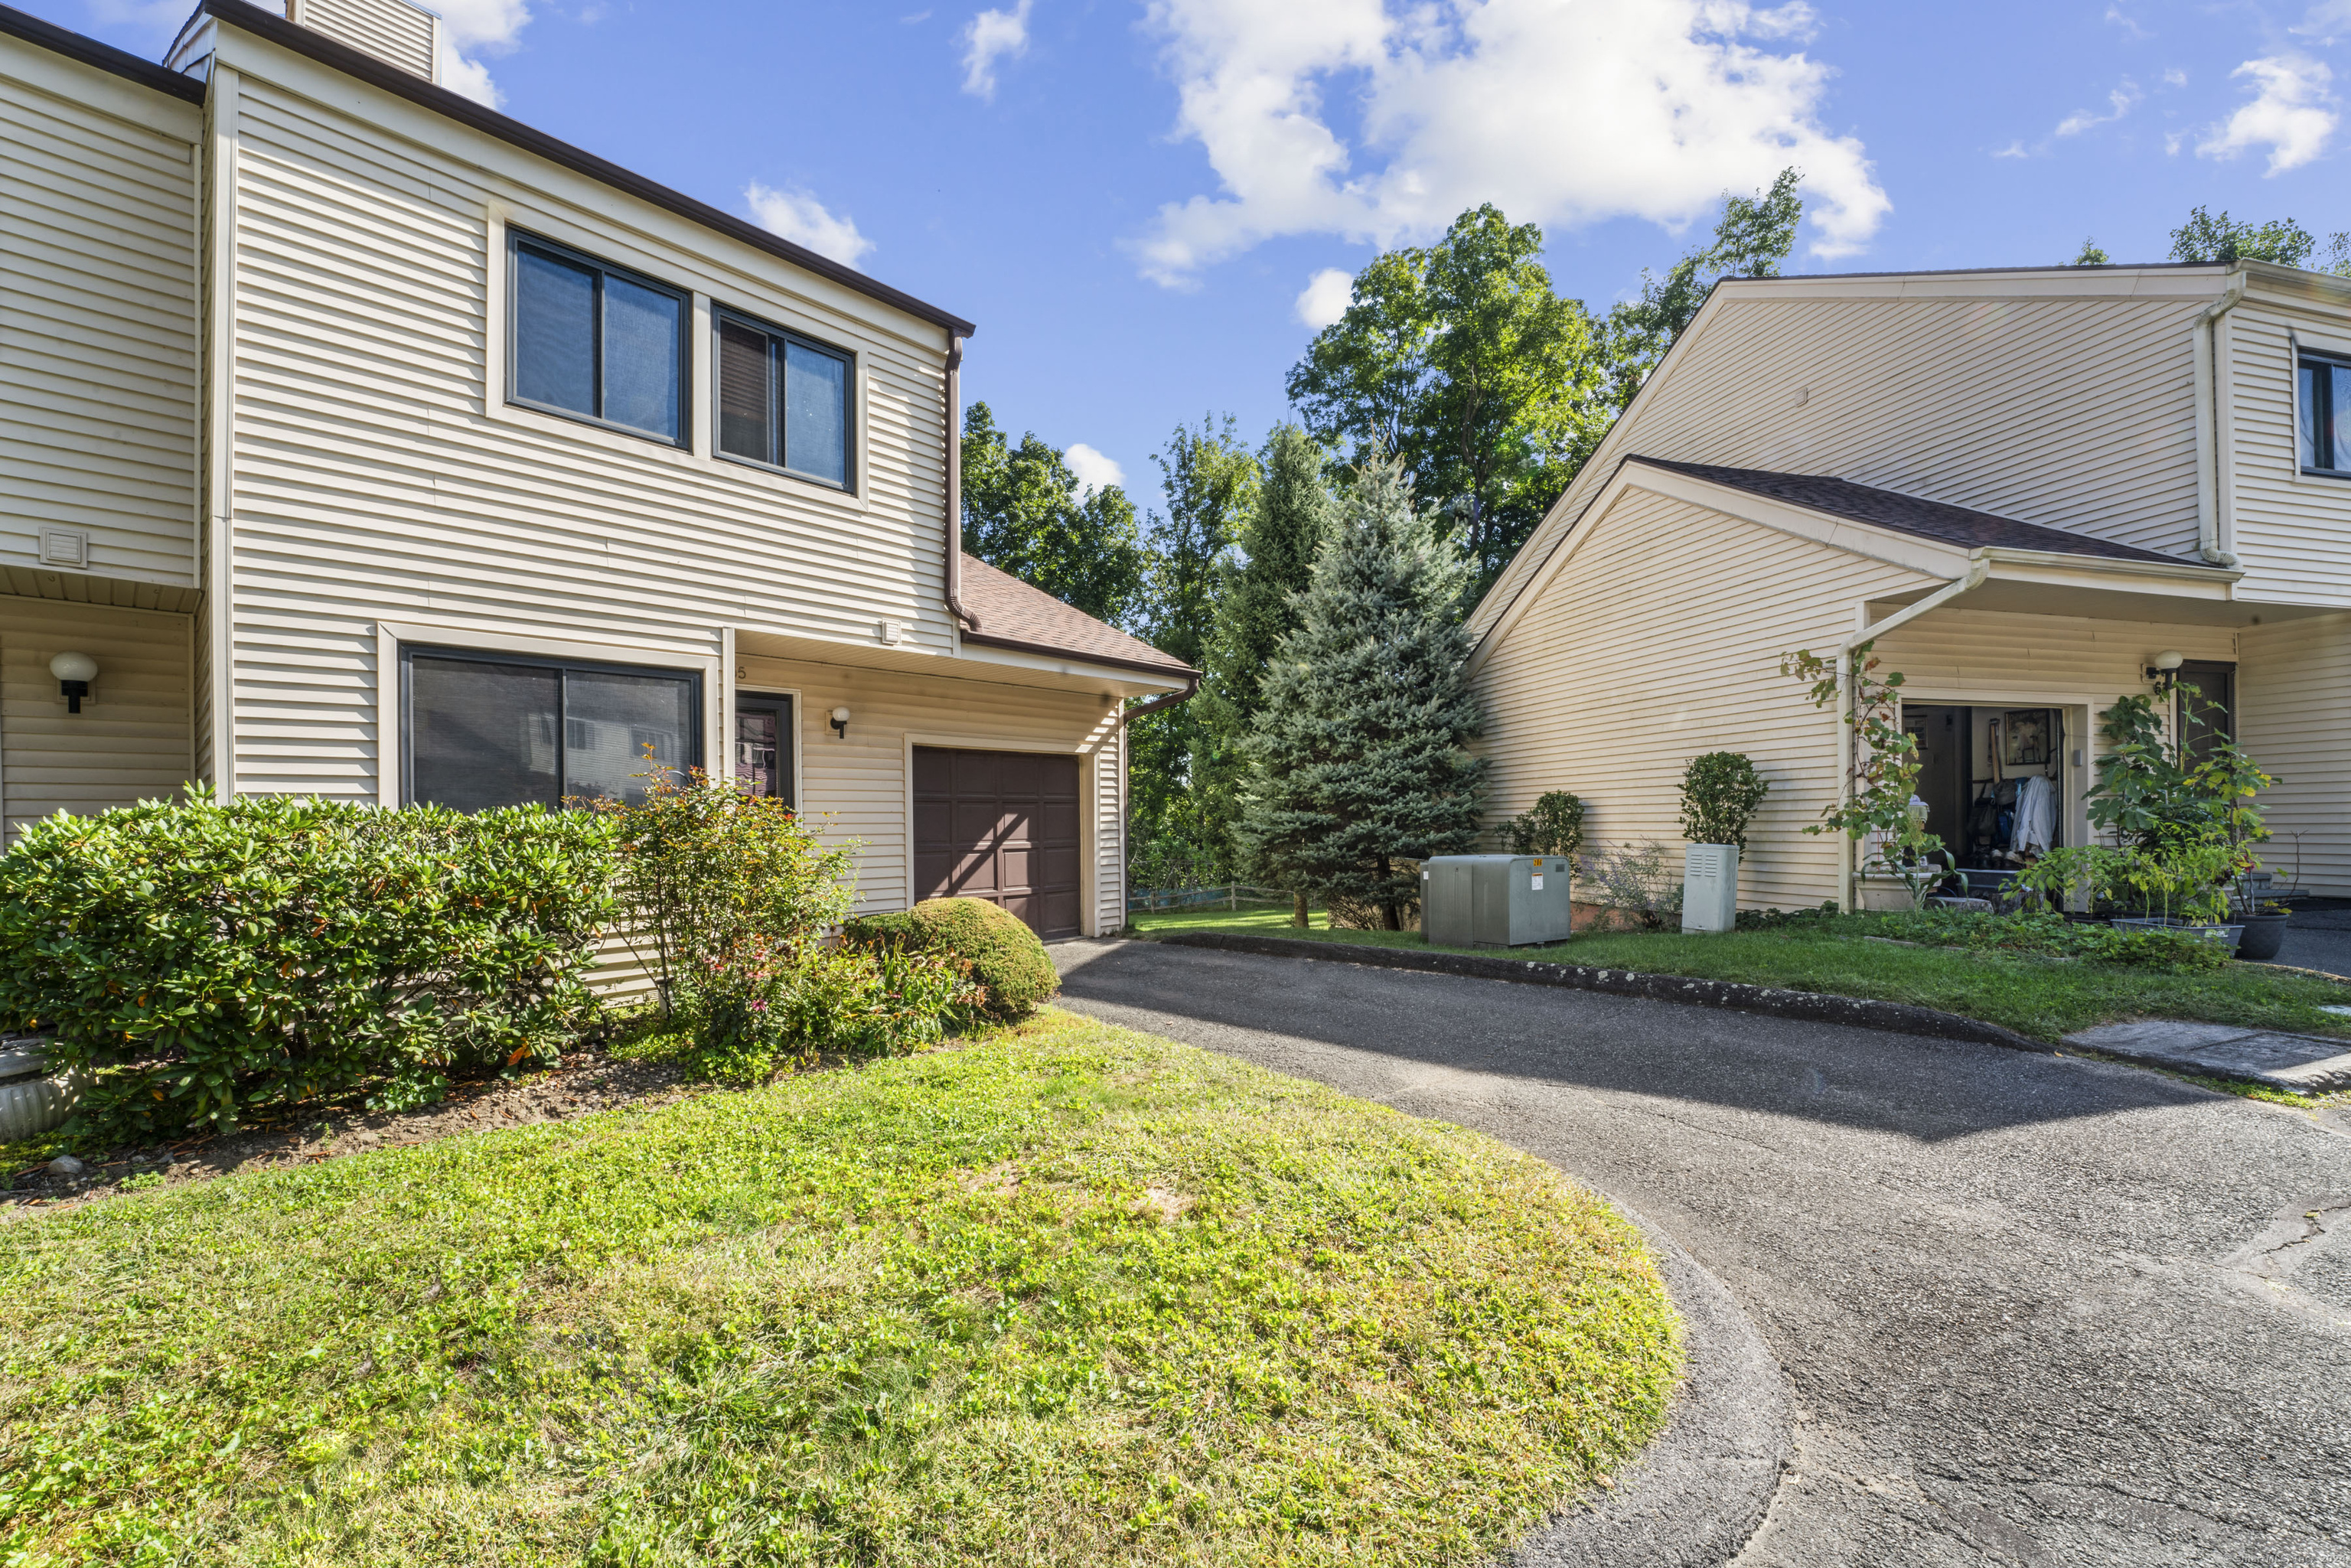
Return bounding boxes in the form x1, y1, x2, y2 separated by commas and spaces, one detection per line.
0, 1038, 82, 1141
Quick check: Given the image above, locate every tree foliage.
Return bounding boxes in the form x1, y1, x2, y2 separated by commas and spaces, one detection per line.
1127, 416, 1261, 877
1782, 640, 1942, 908
2072, 237, 2111, 266
2168, 205, 2351, 273
1602, 168, 1804, 412
1192, 425, 1335, 870
1498, 791, 1586, 858
1678, 752, 1770, 852
1237, 453, 1487, 927
960, 401, 1146, 625
1286, 205, 1611, 595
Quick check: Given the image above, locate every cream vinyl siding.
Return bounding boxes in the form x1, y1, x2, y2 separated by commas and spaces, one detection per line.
2239, 614, 2351, 895
736, 654, 1126, 934
1470, 486, 1934, 911
0, 40, 200, 587
2225, 301, 2351, 608
286, 0, 435, 81
1475, 275, 2222, 643
215, 61, 954, 797
1, 597, 194, 836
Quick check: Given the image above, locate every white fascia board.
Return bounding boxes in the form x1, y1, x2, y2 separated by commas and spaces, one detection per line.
1713, 266, 2230, 305
1975, 547, 2242, 598
954, 639, 1190, 696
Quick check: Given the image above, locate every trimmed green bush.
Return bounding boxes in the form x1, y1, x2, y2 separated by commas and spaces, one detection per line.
0, 791, 619, 1139
1678, 751, 1770, 852
846, 896, 1058, 1020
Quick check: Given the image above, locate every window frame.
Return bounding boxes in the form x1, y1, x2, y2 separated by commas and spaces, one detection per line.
709, 303, 858, 491
505, 228, 693, 448
398, 642, 706, 809
2298, 350, 2351, 479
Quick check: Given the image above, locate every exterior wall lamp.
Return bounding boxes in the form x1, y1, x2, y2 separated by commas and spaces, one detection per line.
2144, 650, 2184, 683
48, 651, 96, 713
829, 706, 851, 739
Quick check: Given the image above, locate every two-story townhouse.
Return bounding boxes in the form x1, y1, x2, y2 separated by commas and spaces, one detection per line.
0, 0, 1192, 940
1469, 262, 2351, 907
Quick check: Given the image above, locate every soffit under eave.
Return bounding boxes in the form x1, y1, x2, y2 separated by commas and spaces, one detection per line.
734, 628, 1181, 701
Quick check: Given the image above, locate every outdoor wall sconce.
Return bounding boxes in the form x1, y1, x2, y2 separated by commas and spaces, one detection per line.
2145, 649, 2184, 683
48, 651, 96, 714
829, 706, 851, 740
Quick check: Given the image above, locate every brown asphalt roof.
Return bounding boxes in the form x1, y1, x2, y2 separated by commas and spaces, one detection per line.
1629, 458, 2222, 568
958, 554, 1196, 679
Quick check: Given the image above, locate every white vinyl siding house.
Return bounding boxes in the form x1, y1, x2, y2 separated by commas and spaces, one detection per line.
1, 0, 1190, 939
1470, 262, 2351, 905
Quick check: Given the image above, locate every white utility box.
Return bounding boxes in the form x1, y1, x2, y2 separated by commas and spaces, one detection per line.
1421, 855, 1574, 947
1681, 844, 1740, 934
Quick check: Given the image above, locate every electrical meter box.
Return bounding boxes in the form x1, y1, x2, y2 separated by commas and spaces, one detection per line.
1681, 844, 1740, 934
1421, 855, 1574, 948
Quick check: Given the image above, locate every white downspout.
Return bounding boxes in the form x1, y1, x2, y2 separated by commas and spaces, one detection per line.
1833, 558, 1992, 911
2193, 272, 2248, 568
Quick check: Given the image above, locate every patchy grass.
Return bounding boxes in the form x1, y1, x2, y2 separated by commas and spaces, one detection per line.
0, 1010, 1680, 1568
1132, 905, 2351, 1045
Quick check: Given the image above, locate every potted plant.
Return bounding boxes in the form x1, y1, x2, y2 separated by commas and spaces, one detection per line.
2232, 895, 2293, 962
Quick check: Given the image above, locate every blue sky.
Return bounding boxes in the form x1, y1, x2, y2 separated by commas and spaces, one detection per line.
42, 0, 2351, 509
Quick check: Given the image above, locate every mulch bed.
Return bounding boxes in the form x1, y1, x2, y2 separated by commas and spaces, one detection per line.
2, 1046, 689, 1220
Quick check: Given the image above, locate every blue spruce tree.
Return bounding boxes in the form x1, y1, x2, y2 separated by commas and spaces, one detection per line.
1237, 452, 1487, 928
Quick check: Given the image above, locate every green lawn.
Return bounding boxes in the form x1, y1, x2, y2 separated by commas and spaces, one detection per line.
1132, 905, 2351, 1045
0, 1010, 1680, 1568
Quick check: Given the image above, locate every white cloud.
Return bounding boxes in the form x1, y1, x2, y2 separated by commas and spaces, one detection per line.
744, 184, 876, 266
1992, 140, 2031, 159
961, 0, 1032, 100
1132, 0, 1890, 288
1064, 443, 1124, 495
430, 0, 533, 108
2197, 55, 2337, 174
2163, 67, 2188, 87
2294, 0, 2351, 44
2055, 80, 2140, 137
1295, 267, 1355, 328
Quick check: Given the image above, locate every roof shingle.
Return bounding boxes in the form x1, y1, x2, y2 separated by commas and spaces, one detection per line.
958, 555, 1195, 678
1629, 458, 2221, 568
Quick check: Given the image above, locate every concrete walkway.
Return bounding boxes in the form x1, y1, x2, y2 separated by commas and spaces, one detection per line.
1052, 938, 2351, 1567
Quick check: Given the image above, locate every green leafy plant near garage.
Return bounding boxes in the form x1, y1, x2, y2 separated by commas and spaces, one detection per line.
0, 791, 618, 1139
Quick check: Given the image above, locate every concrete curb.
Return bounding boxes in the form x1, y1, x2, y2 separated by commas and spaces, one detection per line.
1151, 931, 2053, 1055
1503, 1201, 1792, 1568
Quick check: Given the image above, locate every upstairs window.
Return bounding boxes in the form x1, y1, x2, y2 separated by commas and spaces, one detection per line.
2299, 352, 2351, 475
510, 233, 687, 444
715, 308, 853, 487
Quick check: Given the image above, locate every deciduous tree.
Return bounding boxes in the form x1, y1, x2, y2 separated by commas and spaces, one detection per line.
960, 402, 1146, 626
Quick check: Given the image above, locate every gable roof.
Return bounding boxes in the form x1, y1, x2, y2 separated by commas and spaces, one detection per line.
1627, 458, 2222, 569
957, 555, 1196, 678
119, 0, 975, 337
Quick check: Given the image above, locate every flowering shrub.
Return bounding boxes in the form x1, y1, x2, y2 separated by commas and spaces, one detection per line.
0, 791, 618, 1138
682, 935, 976, 1084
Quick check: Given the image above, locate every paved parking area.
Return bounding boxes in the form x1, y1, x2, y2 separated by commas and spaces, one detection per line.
1052, 938, 2351, 1567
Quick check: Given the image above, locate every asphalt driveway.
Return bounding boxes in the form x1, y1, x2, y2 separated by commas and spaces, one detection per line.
1051, 938, 2351, 1567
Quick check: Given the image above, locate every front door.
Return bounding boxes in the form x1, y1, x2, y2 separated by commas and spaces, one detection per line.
734, 694, 794, 804
911, 746, 1082, 938
1906, 704, 1968, 863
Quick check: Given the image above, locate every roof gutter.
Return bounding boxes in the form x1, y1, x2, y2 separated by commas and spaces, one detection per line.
943, 337, 979, 631
2193, 271, 2248, 568
1120, 676, 1199, 727
1834, 559, 1991, 912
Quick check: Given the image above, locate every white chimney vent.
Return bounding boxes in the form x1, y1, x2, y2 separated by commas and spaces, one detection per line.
288, 0, 441, 83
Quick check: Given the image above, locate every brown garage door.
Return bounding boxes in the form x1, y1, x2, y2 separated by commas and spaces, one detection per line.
911, 747, 1082, 938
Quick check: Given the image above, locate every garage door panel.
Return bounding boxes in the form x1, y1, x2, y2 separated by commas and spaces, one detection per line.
911, 746, 1082, 939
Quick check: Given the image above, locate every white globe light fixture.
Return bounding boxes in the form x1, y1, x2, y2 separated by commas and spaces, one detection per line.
2146, 649, 2185, 683
48, 650, 96, 714
829, 706, 852, 739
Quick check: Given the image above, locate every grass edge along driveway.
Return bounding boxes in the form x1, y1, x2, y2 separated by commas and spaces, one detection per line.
1131, 905, 2351, 1048
0, 1009, 1681, 1568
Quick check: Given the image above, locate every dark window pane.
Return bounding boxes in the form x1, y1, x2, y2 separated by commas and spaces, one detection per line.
718, 321, 773, 462
566, 668, 695, 804
784, 340, 848, 484
2300, 362, 2320, 468
2334, 363, 2351, 471
409, 657, 560, 810
603, 274, 682, 439
514, 248, 597, 416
